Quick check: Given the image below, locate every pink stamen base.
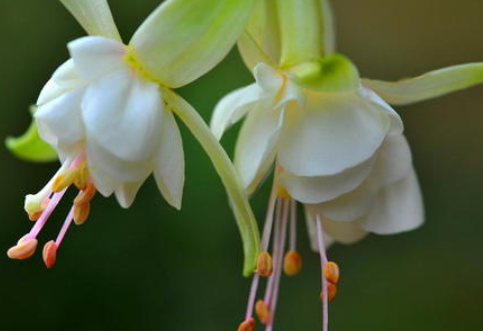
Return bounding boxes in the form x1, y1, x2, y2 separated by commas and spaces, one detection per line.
316, 215, 329, 331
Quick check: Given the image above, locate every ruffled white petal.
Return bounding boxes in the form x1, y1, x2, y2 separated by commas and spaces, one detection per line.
38, 60, 83, 105
359, 86, 403, 135
210, 83, 263, 140
280, 155, 376, 204
235, 106, 284, 193
35, 87, 86, 148
82, 67, 164, 162
254, 63, 284, 92
358, 168, 424, 235
154, 108, 185, 210
310, 134, 413, 221
85, 137, 153, 184
68, 36, 125, 80
115, 179, 147, 209
304, 207, 367, 251
278, 91, 391, 177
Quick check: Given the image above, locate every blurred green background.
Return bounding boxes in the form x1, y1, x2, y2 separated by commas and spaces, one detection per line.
1, 0, 483, 330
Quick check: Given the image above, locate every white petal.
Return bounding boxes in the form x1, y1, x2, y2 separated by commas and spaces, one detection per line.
359, 86, 403, 135
281, 154, 376, 204
278, 91, 391, 177
304, 207, 334, 251
88, 163, 117, 197
37, 60, 83, 105
254, 63, 284, 92
68, 36, 125, 80
82, 67, 164, 162
35, 87, 86, 148
210, 83, 263, 140
86, 137, 153, 184
234, 106, 284, 193
311, 134, 413, 221
154, 108, 185, 210
322, 217, 368, 244
115, 179, 147, 209
358, 169, 424, 235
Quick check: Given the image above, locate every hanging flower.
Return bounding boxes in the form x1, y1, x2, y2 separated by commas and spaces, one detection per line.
213, 0, 483, 330
7, 0, 261, 276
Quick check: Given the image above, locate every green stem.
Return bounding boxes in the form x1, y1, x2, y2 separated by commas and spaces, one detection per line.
163, 88, 261, 277
277, 0, 323, 68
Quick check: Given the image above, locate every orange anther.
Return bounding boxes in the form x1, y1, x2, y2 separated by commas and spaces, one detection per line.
257, 251, 273, 277
283, 250, 302, 276
324, 261, 340, 285
73, 162, 90, 190
7, 237, 38, 260
74, 182, 96, 205
74, 202, 91, 225
255, 300, 271, 325
320, 283, 338, 303
52, 168, 79, 192
42, 240, 57, 269
237, 318, 255, 331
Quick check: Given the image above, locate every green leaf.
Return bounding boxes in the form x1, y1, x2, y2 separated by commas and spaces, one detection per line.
289, 54, 360, 92
363, 62, 483, 105
59, 0, 121, 41
129, 0, 257, 88
6, 108, 57, 163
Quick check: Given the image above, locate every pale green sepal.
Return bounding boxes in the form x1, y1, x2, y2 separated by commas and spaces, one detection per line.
130, 0, 257, 88
237, 0, 280, 71
363, 62, 483, 106
162, 88, 261, 276
290, 54, 360, 92
278, 0, 323, 68
6, 107, 57, 163
59, 0, 121, 41
321, 0, 336, 55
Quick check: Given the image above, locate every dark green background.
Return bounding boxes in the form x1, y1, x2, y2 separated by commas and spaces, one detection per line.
1, 0, 482, 330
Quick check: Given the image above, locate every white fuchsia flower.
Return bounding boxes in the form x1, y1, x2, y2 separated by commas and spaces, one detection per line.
7, 0, 262, 276
216, 0, 483, 330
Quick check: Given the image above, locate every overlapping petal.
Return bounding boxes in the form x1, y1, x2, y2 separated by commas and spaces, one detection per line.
68, 36, 125, 81
235, 106, 285, 193
278, 91, 391, 177
154, 108, 185, 210
82, 67, 164, 162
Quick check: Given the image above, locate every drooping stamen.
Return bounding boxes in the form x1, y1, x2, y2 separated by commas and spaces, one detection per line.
237, 318, 255, 331
41, 207, 75, 268
27, 189, 68, 240
316, 215, 330, 331
257, 251, 273, 277
242, 192, 278, 327
284, 199, 302, 276
265, 198, 290, 331
24, 154, 75, 219
7, 235, 38, 259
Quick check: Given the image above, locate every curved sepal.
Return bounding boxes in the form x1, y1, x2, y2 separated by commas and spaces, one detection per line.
6, 107, 57, 163
130, 0, 257, 88
237, 0, 280, 71
363, 62, 483, 106
59, 0, 121, 41
163, 88, 261, 276
290, 54, 360, 92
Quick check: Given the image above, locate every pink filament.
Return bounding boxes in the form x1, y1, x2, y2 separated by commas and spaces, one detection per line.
289, 199, 297, 251
54, 207, 75, 247
243, 192, 278, 321
28, 189, 67, 239
316, 215, 329, 331
265, 199, 290, 331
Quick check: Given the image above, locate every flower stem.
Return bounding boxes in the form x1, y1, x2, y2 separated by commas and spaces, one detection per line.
163, 88, 261, 276
277, 0, 323, 68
